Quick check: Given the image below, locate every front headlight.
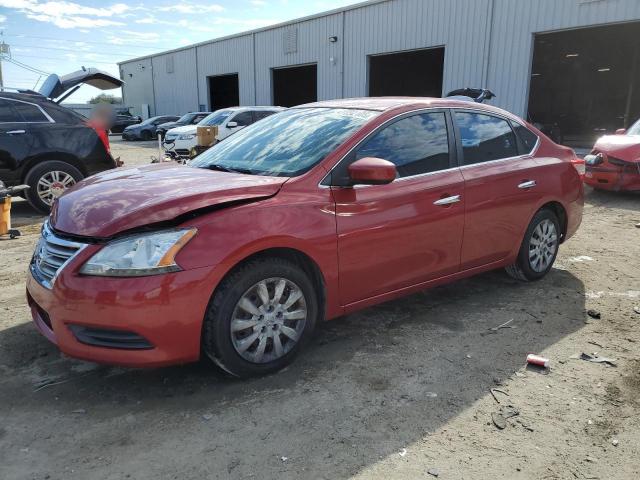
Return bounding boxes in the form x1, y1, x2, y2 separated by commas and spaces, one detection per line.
80, 229, 197, 277
178, 133, 196, 140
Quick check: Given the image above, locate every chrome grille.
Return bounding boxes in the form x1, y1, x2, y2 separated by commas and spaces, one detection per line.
30, 222, 86, 289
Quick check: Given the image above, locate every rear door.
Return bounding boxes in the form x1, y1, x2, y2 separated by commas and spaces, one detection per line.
0, 98, 40, 180
453, 110, 544, 269
331, 110, 465, 305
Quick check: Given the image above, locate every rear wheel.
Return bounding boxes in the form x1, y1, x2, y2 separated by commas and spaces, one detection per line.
203, 257, 318, 378
505, 209, 560, 281
24, 161, 83, 214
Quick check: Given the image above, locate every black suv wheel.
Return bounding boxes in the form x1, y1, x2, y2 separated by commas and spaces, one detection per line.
25, 161, 84, 213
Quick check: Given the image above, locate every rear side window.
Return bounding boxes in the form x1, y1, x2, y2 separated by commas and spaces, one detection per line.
43, 104, 84, 124
0, 99, 19, 122
455, 112, 518, 165
12, 101, 49, 122
355, 112, 450, 178
513, 123, 538, 154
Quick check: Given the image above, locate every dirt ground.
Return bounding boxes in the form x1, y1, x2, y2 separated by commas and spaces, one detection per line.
1, 138, 639, 480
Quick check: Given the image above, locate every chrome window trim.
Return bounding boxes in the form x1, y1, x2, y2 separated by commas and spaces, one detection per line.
0, 96, 55, 124
30, 221, 88, 290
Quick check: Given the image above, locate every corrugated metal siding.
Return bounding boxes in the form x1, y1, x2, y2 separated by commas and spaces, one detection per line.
254, 13, 343, 104
120, 0, 640, 117
196, 34, 255, 107
343, 0, 492, 98
120, 58, 154, 116
151, 48, 198, 115
488, 0, 640, 116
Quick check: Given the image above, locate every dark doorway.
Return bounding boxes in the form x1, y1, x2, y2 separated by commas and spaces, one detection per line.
208, 74, 239, 111
368, 47, 445, 98
528, 22, 640, 147
272, 64, 317, 107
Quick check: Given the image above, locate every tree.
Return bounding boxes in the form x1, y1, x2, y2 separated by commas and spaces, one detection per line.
89, 93, 122, 104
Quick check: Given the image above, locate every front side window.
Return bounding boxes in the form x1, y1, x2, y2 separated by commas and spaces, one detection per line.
231, 111, 253, 126
12, 101, 48, 122
455, 112, 518, 165
254, 110, 277, 121
201, 110, 232, 126
354, 112, 450, 178
190, 108, 377, 177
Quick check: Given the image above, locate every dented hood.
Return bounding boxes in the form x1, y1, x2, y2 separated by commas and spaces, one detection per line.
594, 135, 640, 163
50, 163, 287, 238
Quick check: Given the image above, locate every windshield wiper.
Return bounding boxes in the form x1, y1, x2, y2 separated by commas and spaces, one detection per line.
204, 164, 254, 175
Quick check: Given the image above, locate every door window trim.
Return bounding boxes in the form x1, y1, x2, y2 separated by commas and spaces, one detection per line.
450, 108, 539, 168
0, 96, 54, 124
320, 107, 458, 187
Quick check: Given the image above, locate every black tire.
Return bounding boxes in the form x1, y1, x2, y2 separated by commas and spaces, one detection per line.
505, 209, 561, 282
203, 257, 319, 378
24, 161, 84, 214
140, 130, 152, 141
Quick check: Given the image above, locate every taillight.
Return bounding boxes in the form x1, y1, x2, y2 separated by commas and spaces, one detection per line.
571, 156, 586, 178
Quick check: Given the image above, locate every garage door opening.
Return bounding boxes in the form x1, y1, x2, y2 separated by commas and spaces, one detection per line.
528, 22, 640, 148
368, 47, 445, 98
208, 74, 239, 111
272, 64, 317, 107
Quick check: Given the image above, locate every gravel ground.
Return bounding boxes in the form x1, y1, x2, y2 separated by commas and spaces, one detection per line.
0, 139, 639, 479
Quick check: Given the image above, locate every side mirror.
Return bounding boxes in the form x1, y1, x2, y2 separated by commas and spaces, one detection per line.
347, 157, 397, 186
615, 128, 626, 135
227, 121, 238, 128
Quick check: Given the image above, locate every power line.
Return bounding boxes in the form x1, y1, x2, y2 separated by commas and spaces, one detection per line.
2, 33, 166, 52
11, 43, 147, 58
5, 57, 50, 75
11, 53, 119, 66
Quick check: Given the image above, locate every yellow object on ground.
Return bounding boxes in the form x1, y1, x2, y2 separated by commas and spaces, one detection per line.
0, 196, 11, 236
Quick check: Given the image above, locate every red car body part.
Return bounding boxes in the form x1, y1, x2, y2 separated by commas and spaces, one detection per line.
584, 130, 640, 192
27, 97, 584, 373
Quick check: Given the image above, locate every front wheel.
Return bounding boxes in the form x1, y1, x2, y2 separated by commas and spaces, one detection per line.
203, 258, 318, 378
24, 161, 84, 214
505, 209, 561, 281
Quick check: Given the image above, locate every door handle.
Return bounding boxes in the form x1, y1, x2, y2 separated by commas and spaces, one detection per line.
6, 130, 26, 135
433, 195, 461, 206
518, 180, 537, 189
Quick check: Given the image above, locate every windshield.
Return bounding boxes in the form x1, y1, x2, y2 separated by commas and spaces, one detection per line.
200, 109, 233, 126
627, 119, 640, 136
177, 113, 195, 123
190, 108, 378, 177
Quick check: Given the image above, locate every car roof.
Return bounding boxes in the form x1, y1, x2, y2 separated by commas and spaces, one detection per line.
228, 106, 286, 112
296, 97, 519, 119
0, 91, 51, 105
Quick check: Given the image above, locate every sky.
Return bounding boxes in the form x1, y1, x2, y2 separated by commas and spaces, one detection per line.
0, 0, 360, 103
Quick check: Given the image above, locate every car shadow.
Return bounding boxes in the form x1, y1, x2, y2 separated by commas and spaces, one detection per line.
0, 268, 586, 479
586, 186, 640, 213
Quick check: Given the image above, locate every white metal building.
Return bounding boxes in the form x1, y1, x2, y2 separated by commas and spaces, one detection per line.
119, 0, 640, 145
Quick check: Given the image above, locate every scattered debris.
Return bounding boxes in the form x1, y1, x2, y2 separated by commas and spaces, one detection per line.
427, 468, 440, 477
202, 413, 213, 421
280, 456, 288, 462
587, 309, 601, 319
490, 388, 509, 404
587, 341, 604, 348
526, 354, 550, 368
612, 438, 619, 447
635, 222, 640, 228
71, 409, 86, 414
489, 319, 514, 332
492, 406, 519, 430
578, 353, 617, 367
567, 255, 594, 263
634, 306, 640, 315
425, 392, 438, 398
516, 418, 534, 432
399, 448, 407, 457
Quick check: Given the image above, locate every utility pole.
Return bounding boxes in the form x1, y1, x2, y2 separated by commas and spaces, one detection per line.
0, 31, 10, 92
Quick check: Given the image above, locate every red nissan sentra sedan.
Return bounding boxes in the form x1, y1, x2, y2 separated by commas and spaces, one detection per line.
26, 98, 584, 377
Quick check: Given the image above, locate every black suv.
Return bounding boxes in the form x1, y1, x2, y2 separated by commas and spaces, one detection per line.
0, 68, 122, 213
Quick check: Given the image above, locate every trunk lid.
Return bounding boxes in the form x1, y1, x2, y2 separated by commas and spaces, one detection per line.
39, 68, 124, 100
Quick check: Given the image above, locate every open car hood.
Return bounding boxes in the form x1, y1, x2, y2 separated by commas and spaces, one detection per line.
50, 163, 287, 238
38, 68, 124, 100
594, 135, 640, 163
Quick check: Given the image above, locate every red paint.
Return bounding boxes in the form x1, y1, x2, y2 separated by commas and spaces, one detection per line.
27, 98, 584, 367
584, 134, 640, 191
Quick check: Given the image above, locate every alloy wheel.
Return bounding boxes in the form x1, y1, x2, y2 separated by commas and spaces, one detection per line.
528, 219, 558, 272
230, 277, 307, 364
37, 171, 76, 206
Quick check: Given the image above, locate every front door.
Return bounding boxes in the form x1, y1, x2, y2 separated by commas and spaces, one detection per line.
331, 110, 465, 305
